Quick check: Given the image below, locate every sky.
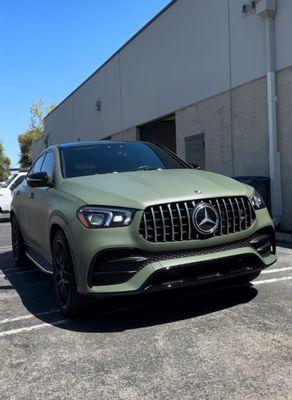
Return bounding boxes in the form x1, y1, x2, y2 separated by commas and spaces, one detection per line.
0, 0, 171, 167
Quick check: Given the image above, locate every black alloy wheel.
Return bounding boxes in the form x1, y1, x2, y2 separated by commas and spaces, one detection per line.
52, 230, 89, 318
11, 216, 26, 267
53, 236, 71, 309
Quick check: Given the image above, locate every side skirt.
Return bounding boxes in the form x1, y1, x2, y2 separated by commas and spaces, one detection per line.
26, 246, 53, 275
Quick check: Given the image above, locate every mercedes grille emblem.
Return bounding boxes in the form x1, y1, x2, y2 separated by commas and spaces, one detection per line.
192, 203, 219, 235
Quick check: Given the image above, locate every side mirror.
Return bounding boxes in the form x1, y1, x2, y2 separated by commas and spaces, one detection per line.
190, 163, 200, 170
27, 172, 52, 188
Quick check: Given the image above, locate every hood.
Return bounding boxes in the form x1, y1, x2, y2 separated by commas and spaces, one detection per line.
59, 169, 253, 209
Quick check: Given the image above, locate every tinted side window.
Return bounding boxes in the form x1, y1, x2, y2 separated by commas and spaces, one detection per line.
41, 152, 55, 179
31, 154, 45, 174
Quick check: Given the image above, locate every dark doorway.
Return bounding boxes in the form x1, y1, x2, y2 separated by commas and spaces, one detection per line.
185, 133, 205, 169
140, 115, 176, 152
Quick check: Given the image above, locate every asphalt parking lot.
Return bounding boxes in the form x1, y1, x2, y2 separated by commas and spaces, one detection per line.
0, 218, 291, 400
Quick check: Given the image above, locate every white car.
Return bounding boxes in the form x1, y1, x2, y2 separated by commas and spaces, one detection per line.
0, 172, 27, 214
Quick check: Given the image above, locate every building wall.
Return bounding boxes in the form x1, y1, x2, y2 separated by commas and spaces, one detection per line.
110, 126, 139, 141
175, 91, 233, 176
43, 0, 292, 147
277, 66, 292, 231
44, 55, 123, 144
175, 76, 270, 177
176, 67, 292, 231
32, 0, 292, 231
232, 77, 269, 177
32, 136, 46, 161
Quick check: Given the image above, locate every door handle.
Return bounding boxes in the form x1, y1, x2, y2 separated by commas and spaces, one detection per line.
29, 192, 35, 199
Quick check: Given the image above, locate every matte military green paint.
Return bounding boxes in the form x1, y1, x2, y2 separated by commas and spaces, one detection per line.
11, 144, 276, 296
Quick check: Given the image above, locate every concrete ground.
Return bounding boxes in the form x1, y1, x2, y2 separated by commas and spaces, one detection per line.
0, 219, 291, 400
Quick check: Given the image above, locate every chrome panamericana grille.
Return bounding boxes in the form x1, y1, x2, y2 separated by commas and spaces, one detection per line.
139, 196, 255, 242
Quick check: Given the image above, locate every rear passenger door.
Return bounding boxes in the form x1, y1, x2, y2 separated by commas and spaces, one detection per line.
28, 151, 55, 258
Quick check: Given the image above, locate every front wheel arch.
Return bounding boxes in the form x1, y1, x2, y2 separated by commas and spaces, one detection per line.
52, 229, 90, 318
49, 221, 79, 288
50, 223, 64, 251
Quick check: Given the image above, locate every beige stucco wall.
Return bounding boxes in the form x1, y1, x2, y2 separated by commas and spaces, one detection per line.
277, 66, 292, 231
176, 67, 292, 231
231, 77, 269, 176
111, 127, 139, 141
176, 76, 269, 177
175, 91, 233, 176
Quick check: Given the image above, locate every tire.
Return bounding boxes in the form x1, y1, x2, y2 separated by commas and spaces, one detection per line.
52, 230, 90, 318
11, 216, 27, 267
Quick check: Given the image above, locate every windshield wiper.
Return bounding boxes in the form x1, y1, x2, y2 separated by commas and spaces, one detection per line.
93, 168, 162, 175
136, 166, 162, 171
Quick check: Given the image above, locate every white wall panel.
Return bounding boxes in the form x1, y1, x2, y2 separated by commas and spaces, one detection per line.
45, 96, 74, 145
229, 1, 266, 87
275, 0, 292, 71
120, 0, 230, 128
72, 55, 122, 140
44, 0, 292, 142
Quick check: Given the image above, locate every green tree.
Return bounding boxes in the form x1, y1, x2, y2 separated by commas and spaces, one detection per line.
0, 142, 11, 181
18, 100, 56, 168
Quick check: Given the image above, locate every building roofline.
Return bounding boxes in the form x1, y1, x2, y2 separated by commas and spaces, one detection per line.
45, 0, 178, 120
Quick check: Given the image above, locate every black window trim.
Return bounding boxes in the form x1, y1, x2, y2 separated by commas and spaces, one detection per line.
58, 147, 66, 180
41, 150, 56, 184
11, 174, 25, 188
27, 153, 46, 179
153, 143, 191, 169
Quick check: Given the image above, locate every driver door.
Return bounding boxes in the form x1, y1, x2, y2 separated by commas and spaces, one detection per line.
17, 155, 45, 245
27, 151, 55, 259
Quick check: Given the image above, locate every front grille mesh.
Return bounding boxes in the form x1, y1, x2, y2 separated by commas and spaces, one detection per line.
139, 196, 255, 243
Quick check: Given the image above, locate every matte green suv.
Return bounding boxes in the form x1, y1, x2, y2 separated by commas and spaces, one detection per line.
11, 141, 276, 317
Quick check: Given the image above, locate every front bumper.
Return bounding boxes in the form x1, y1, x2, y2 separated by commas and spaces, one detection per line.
67, 208, 276, 296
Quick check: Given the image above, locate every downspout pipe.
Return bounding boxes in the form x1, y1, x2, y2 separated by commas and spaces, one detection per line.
257, 0, 282, 226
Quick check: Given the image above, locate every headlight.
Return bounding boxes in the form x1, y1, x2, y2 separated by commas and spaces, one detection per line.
250, 190, 266, 210
77, 206, 136, 228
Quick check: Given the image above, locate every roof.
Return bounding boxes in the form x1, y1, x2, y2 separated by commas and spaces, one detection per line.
45, 0, 178, 120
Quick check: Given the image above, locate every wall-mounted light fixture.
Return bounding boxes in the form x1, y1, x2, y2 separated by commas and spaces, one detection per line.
241, 0, 257, 15
95, 100, 101, 112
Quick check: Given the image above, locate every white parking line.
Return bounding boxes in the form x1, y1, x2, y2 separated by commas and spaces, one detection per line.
254, 276, 292, 285
0, 319, 69, 337
0, 246, 12, 251
0, 270, 38, 279
262, 267, 292, 274
0, 309, 60, 325
277, 247, 292, 255
0, 267, 35, 274
0, 305, 142, 338
1, 273, 292, 338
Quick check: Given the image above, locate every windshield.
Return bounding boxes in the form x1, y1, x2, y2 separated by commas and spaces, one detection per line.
60, 142, 189, 178
1, 174, 17, 188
